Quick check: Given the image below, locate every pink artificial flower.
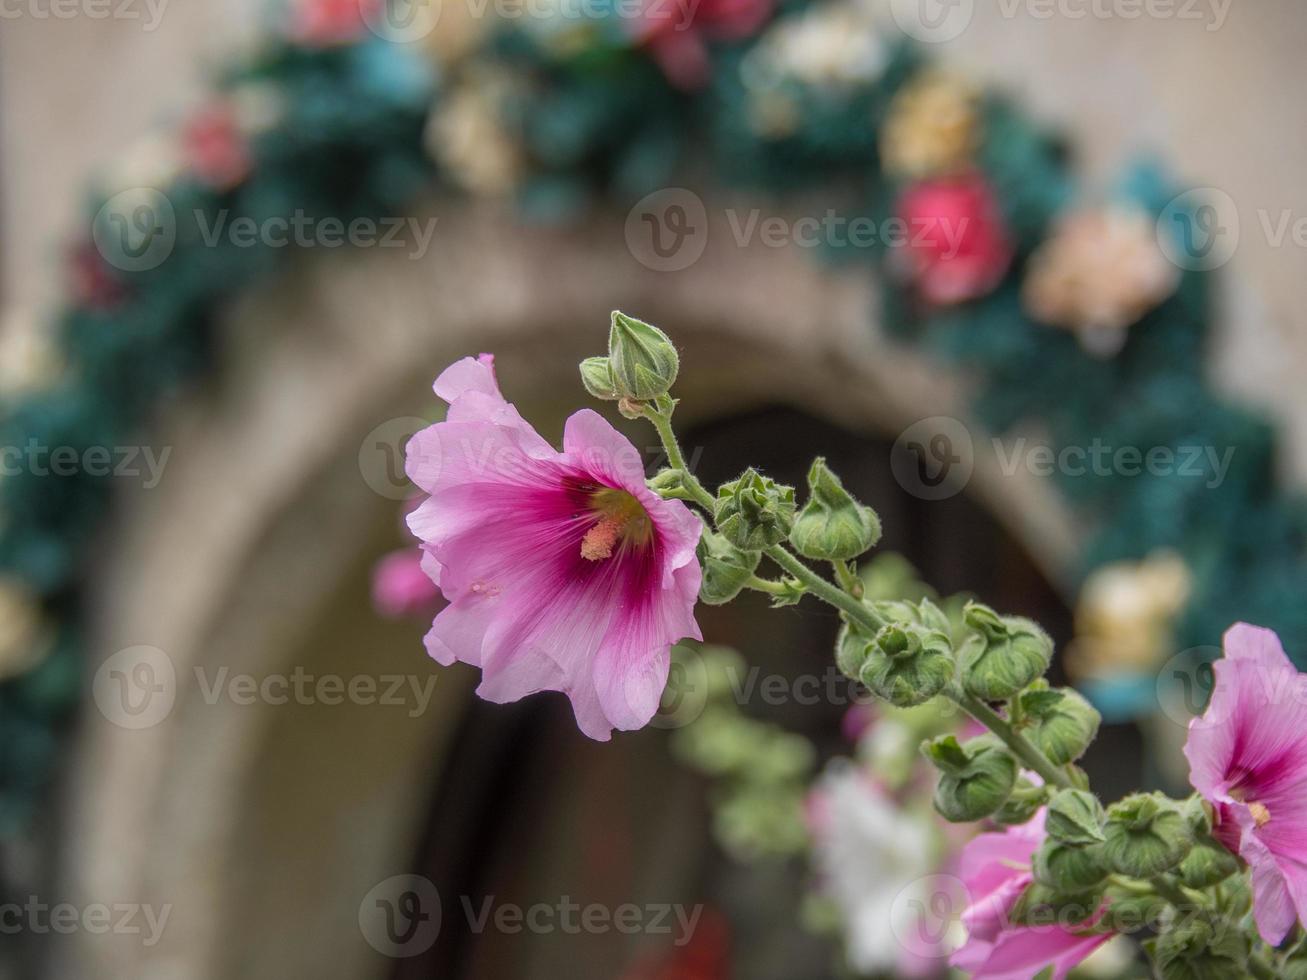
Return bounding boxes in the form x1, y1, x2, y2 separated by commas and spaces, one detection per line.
182, 103, 252, 191
952, 811, 1112, 980
634, 0, 773, 90
404, 354, 703, 740
894, 173, 1014, 306
1184, 623, 1307, 945
372, 547, 444, 619
288, 0, 376, 46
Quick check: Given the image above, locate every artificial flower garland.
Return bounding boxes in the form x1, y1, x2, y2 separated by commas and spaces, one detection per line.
1, 0, 1305, 956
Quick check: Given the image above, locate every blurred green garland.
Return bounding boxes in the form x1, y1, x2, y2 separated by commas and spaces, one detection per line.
1, 0, 1303, 914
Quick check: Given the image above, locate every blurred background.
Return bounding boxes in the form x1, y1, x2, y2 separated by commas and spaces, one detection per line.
1, 1, 1306, 978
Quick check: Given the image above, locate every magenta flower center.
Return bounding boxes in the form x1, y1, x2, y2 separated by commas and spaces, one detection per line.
579, 487, 653, 562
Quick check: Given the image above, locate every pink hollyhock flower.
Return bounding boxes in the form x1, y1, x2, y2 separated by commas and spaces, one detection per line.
952, 811, 1112, 980
634, 0, 773, 90
288, 0, 376, 46
372, 548, 444, 619
894, 173, 1014, 306
182, 103, 252, 191
1184, 623, 1307, 945
404, 354, 703, 740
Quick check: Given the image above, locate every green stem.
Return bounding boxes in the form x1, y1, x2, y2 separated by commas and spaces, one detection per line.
832, 559, 863, 599
646, 405, 716, 512
766, 546, 885, 633
949, 686, 1073, 790
744, 575, 790, 597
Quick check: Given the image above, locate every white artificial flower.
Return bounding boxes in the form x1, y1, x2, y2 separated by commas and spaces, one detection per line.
809, 761, 941, 975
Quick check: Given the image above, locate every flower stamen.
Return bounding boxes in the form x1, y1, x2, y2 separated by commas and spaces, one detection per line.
581, 517, 624, 561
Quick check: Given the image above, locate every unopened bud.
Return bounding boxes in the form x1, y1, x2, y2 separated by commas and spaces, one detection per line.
1152, 915, 1248, 980
1020, 685, 1101, 765
788, 458, 882, 561
579, 356, 619, 400
923, 733, 1017, 822
1103, 793, 1194, 877
608, 311, 679, 401
958, 603, 1053, 701
713, 469, 796, 551
697, 533, 761, 605
1034, 839, 1109, 893
1045, 789, 1106, 845
860, 623, 953, 707
1178, 838, 1239, 890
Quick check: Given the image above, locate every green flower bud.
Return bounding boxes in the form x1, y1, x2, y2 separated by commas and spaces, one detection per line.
1100, 881, 1169, 934
1009, 881, 1103, 929
787, 458, 882, 561
1045, 789, 1107, 845
579, 356, 619, 400
1033, 840, 1109, 893
958, 603, 1053, 701
696, 533, 761, 605
1018, 685, 1101, 765
713, 469, 796, 551
859, 623, 954, 707
608, 311, 679, 401
1103, 793, 1195, 877
992, 777, 1049, 826
1178, 838, 1240, 890
1151, 915, 1249, 980
923, 734, 1017, 823
835, 622, 876, 680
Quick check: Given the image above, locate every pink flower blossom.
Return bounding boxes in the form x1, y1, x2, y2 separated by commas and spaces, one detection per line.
183, 103, 252, 191
404, 354, 703, 740
634, 0, 773, 90
288, 0, 376, 46
894, 173, 1014, 306
952, 811, 1112, 980
372, 548, 444, 619
1184, 623, 1307, 945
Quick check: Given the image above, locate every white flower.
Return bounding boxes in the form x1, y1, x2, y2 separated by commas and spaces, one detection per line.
743, 0, 889, 92
808, 762, 939, 975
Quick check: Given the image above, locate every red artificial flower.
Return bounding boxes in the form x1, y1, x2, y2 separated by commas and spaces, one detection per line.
182, 102, 252, 191
894, 173, 1014, 306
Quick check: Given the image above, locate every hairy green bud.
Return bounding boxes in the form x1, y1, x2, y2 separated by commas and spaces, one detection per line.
923, 734, 1017, 822
579, 356, 619, 400
1103, 793, 1194, 877
1178, 838, 1240, 890
1033, 839, 1109, 893
1018, 685, 1101, 765
1045, 789, 1107, 845
1150, 915, 1248, 980
608, 311, 679, 401
696, 533, 761, 605
788, 458, 882, 561
1009, 881, 1103, 929
835, 622, 876, 680
992, 777, 1049, 826
957, 603, 1053, 701
859, 623, 954, 707
713, 469, 796, 551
